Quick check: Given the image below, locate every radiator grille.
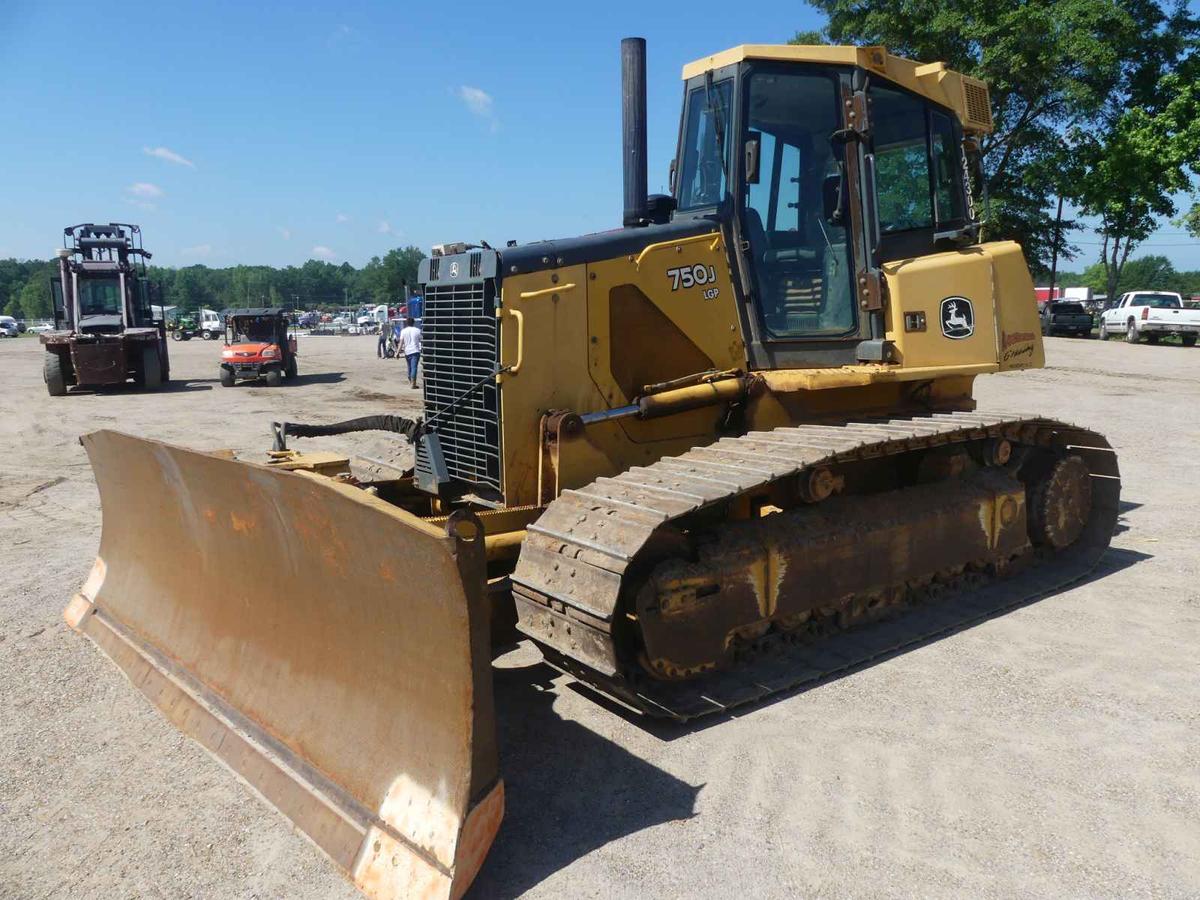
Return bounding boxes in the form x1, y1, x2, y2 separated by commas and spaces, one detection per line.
417, 277, 501, 491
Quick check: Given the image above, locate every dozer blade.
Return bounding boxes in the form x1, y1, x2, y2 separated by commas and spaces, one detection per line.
64, 430, 502, 900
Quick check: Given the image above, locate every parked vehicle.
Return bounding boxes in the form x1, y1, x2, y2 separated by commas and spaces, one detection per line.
198, 308, 223, 340
0, 316, 19, 337
27, 323, 55, 334
297, 311, 320, 328
219, 307, 298, 386
41, 223, 169, 395
168, 312, 198, 341
1098, 291, 1200, 345
1039, 301, 1093, 337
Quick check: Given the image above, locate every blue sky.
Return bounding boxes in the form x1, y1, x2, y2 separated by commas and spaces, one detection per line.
2, 0, 1196, 271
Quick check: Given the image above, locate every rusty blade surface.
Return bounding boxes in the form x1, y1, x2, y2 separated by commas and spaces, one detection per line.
65, 430, 501, 900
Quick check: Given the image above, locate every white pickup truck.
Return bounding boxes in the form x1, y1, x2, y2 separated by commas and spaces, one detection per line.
1099, 291, 1200, 346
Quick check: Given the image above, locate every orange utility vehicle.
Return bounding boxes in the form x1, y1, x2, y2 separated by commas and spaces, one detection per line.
219, 307, 298, 386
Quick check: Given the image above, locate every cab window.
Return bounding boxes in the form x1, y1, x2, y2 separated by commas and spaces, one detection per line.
869, 85, 968, 261
78, 278, 122, 316
872, 86, 933, 232
739, 68, 854, 339
677, 81, 732, 210
930, 111, 965, 222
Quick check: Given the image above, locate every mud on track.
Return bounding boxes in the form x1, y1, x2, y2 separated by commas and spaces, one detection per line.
2, 333, 1198, 899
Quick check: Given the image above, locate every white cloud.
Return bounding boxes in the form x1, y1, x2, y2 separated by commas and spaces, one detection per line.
143, 146, 195, 168
278, 227, 292, 240
311, 245, 336, 261
129, 182, 163, 199
458, 85, 498, 131
182, 243, 212, 258
377, 220, 392, 234
335, 213, 350, 223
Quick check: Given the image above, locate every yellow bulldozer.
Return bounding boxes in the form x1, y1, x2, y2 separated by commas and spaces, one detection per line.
65, 39, 1119, 899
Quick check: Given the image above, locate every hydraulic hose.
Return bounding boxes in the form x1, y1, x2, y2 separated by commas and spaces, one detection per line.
271, 414, 422, 451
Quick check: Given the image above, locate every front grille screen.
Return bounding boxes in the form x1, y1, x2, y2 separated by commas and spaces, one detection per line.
417, 277, 501, 491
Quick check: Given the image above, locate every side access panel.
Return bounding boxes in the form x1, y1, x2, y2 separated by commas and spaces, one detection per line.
883, 240, 1045, 372
65, 431, 501, 900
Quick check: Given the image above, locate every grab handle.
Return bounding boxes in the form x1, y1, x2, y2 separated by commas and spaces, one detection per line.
497, 307, 524, 377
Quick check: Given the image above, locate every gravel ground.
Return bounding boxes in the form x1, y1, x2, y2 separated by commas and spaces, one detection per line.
1, 333, 1198, 899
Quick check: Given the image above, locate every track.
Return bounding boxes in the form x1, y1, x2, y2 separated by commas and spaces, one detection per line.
512, 411, 1121, 720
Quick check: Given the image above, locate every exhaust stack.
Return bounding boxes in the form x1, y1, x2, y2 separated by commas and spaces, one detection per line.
621, 37, 648, 227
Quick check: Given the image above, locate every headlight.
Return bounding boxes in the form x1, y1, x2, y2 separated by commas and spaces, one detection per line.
221, 350, 235, 358
261, 347, 278, 358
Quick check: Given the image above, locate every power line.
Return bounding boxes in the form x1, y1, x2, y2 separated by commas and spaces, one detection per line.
1073, 240, 1197, 247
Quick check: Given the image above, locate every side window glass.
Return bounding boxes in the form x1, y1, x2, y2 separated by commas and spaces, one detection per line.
746, 130, 777, 225
678, 82, 732, 210
871, 86, 932, 232
773, 142, 802, 232
930, 111, 964, 224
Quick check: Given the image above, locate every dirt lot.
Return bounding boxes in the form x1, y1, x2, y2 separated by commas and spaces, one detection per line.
2, 333, 1198, 899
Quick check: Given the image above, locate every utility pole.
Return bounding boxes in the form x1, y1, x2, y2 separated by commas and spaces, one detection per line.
1048, 193, 1064, 301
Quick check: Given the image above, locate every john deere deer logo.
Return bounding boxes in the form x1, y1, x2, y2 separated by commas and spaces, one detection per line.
940, 296, 975, 339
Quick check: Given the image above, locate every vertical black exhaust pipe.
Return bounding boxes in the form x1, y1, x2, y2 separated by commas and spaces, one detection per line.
621, 37, 648, 228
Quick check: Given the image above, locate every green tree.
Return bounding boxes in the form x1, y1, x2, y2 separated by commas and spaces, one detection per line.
1178, 204, 1200, 238
172, 266, 210, 313
1080, 254, 1182, 296
795, 0, 1199, 270
1069, 71, 1200, 301
17, 278, 52, 319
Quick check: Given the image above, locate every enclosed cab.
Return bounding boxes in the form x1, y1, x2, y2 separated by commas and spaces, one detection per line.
219, 307, 298, 386
41, 223, 169, 396
412, 43, 1043, 508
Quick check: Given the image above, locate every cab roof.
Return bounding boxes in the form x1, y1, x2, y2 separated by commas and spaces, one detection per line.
681, 44, 994, 134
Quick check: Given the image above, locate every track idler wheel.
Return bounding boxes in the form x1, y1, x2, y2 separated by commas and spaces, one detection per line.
1029, 455, 1092, 549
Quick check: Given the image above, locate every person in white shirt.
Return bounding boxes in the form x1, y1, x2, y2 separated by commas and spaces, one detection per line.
398, 317, 422, 389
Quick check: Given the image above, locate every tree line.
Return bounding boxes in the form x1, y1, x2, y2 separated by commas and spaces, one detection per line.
1055, 255, 1200, 298
1, 247, 425, 321
5, 243, 1195, 324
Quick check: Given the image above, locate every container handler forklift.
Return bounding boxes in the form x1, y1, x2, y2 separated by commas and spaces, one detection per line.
64, 40, 1118, 899
41, 223, 169, 395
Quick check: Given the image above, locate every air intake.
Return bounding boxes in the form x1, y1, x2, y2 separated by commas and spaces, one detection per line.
960, 77, 993, 131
